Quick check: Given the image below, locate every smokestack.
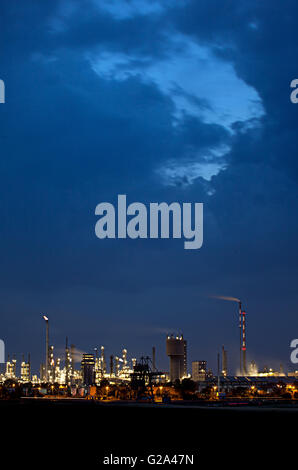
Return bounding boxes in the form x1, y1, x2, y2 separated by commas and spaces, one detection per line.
242, 310, 247, 375
115, 356, 119, 377
222, 346, 227, 376
49, 345, 54, 383
238, 302, 247, 375
238, 302, 242, 375
65, 337, 69, 385
28, 353, 31, 381
122, 349, 127, 371
212, 296, 244, 376
110, 355, 114, 376
46, 320, 49, 381
40, 363, 45, 382
101, 346, 106, 374
152, 346, 156, 370
217, 352, 220, 394
42, 315, 49, 382
71, 344, 75, 375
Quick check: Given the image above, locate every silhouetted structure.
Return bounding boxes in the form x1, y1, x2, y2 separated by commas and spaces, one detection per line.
81, 354, 95, 385
131, 356, 163, 400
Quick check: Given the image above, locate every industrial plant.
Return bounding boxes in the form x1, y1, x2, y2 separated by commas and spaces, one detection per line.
1, 298, 298, 403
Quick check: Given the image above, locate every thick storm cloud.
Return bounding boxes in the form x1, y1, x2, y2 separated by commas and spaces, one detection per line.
0, 0, 297, 373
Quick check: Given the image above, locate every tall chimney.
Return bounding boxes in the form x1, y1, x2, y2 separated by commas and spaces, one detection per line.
152, 346, 156, 370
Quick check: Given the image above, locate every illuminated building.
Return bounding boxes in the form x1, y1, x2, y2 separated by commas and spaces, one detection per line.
166, 335, 187, 382
48, 345, 55, 383
288, 370, 298, 377
40, 363, 46, 382
119, 349, 131, 379
65, 338, 72, 385
115, 356, 120, 377
249, 360, 258, 376
54, 357, 62, 383
256, 366, 286, 377
122, 349, 128, 372
192, 360, 207, 381
247, 362, 285, 378
81, 353, 95, 385
21, 354, 31, 382
222, 346, 228, 376
70, 344, 75, 379
101, 346, 106, 374
5, 355, 16, 379
94, 347, 102, 384
94, 346, 113, 383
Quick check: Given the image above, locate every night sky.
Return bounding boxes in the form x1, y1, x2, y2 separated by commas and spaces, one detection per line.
1, 0, 298, 374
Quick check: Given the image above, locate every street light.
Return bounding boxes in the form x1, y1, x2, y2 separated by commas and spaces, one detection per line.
42, 314, 49, 383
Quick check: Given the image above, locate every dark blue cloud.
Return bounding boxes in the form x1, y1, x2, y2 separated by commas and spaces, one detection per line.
0, 0, 298, 374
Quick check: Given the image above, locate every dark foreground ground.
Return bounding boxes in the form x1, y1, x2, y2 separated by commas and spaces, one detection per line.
1, 399, 296, 466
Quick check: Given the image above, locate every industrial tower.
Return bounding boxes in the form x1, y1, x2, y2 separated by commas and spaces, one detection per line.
166, 334, 187, 382
238, 301, 247, 375
215, 297, 248, 376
